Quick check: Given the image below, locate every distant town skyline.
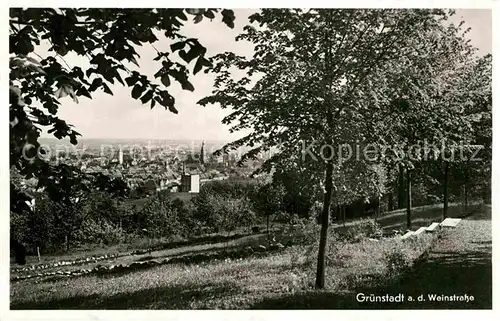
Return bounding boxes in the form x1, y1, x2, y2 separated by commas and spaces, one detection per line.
39, 8, 492, 142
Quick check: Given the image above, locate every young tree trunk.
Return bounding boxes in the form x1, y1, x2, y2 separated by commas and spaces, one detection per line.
119, 218, 123, 242
398, 164, 405, 209
406, 169, 412, 230
267, 214, 270, 246
388, 192, 394, 212
315, 160, 334, 289
464, 181, 468, 211
316, 13, 335, 290
11, 238, 26, 265
375, 195, 381, 223
443, 161, 449, 220
65, 234, 70, 252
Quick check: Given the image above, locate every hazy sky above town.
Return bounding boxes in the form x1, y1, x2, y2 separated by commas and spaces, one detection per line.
40, 9, 492, 142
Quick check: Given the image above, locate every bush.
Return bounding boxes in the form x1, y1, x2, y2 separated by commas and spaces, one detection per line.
199, 178, 258, 199
382, 235, 437, 278
11, 196, 63, 254
191, 181, 260, 233
337, 220, 382, 243
77, 219, 124, 245
281, 216, 319, 246
139, 198, 190, 239
273, 211, 292, 223
383, 246, 413, 277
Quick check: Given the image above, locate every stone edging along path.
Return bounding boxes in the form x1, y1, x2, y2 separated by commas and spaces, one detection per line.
11, 252, 125, 273
13, 203, 478, 274
14, 205, 482, 281
11, 224, 442, 283
11, 243, 286, 282
11, 228, 282, 274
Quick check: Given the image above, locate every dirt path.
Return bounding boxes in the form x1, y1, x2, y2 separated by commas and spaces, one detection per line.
248, 204, 491, 309
12, 233, 270, 279
362, 205, 492, 309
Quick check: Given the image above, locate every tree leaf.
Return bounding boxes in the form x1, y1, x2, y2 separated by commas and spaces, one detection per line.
102, 83, 113, 95
114, 71, 125, 85
125, 76, 136, 87
131, 84, 144, 99
179, 46, 204, 63
186, 9, 204, 15
194, 56, 212, 74
129, 56, 140, 67
193, 57, 204, 75
76, 86, 92, 99
181, 80, 194, 92
55, 84, 72, 98
204, 10, 215, 19
161, 74, 171, 87
26, 56, 42, 65
221, 9, 235, 29
140, 90, 154, 104
193, 14, 203, 24
170, 41, 185, 52
57, 43, 69, 56
88, 78, 103, 92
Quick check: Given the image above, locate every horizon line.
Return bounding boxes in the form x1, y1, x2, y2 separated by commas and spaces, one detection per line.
38, 136, 232, 143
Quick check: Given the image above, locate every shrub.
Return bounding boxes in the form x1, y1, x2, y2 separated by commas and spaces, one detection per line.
281, 216, 319, 246
191, 181, 260, 233
273, 211, 292, 223
337, 220, 382, 243
383, 246, 413, 277
11, 196, 62, 253
326, 239, 351, 268
139, 198, 189, 239
77, 219, 124, 245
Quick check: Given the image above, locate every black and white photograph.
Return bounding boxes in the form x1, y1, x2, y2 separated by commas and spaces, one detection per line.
5, 2, 495, 314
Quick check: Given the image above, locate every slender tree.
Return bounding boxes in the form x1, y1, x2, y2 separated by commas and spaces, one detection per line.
199, 9, 467, 288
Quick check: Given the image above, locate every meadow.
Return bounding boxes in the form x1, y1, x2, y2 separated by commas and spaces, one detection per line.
11, 203, 484, 309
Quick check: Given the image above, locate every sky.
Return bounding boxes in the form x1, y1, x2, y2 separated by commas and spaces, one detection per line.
38, 9, 492, 142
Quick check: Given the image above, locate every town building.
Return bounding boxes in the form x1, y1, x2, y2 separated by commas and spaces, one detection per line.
180, 174, 200, 193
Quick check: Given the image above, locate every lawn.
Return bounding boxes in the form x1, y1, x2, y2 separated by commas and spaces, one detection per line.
11, 225, 438, 309
13, 202, 476, 270
10, 203, 488, 309
11, 223, 282, 269
11, 232, 272, 278
357, 204, 492, 309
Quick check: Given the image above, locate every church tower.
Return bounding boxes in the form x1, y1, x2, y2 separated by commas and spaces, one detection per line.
118, 146, 123, 165
200, 140, 205, 165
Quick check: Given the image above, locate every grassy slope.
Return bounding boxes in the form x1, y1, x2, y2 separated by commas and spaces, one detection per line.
13, 223, 279, 268
10, 203, 489, 309
357, 204, 492, 309
252, 204, 492, 309
12, 233, 270, 277
14, 202, 474, 268
11, 226, 438, 309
